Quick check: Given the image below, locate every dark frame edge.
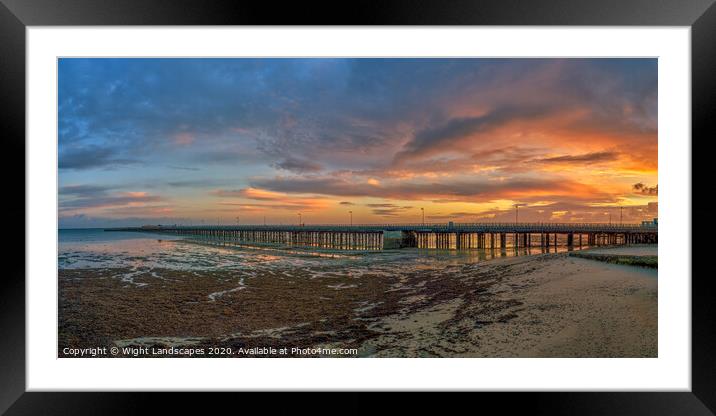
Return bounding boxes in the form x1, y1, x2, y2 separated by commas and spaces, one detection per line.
692, 1, 716, 414
2, 0, 715, 414
0, 1, 26, 415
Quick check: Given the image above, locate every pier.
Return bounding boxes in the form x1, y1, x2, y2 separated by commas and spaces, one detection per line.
106, 222, 658, 252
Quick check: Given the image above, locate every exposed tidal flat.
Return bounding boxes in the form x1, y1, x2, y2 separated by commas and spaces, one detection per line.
58, 230, 657, 358
568, 244, 658, 269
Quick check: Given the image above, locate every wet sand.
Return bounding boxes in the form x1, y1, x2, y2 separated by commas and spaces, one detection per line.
59, 252, 656, 358
581, 244, 657, 256
569, 244, 658, 269
364, 255, 656, 357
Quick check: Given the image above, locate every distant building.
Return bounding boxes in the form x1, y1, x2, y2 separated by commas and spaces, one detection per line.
641, 218, 658, 227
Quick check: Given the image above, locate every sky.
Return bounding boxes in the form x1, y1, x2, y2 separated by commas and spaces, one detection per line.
58, 58, 658, 228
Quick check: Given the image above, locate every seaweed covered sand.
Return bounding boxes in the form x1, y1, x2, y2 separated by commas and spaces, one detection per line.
59, 250, 656, 358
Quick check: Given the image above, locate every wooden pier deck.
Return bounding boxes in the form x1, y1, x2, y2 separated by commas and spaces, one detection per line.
106, 222, 658, 251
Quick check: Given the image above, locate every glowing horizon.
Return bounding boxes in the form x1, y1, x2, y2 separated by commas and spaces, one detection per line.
58, 58, 657, 228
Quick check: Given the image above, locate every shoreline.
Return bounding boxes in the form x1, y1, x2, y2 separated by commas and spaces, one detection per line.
58, 250, 657, 358
568, 244, 658, 268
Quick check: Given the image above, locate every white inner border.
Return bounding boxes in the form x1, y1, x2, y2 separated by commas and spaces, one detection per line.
27, 27, 691, 391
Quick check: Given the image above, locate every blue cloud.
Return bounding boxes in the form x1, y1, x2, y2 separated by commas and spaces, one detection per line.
59, 58, 656, 172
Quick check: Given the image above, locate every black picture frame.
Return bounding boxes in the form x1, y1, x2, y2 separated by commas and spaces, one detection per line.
2, 0, 712, 413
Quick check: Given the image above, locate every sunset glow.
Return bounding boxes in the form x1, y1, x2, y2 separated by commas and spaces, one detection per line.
58, 58, 657, 227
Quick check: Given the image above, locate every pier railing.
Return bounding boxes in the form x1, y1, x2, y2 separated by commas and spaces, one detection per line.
111, 222, 656, 234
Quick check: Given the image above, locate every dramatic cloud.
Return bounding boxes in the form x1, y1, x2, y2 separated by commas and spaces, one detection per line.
274, 157, 323, 173
60, 184, 114, 197
211, 187, 329, 211
58, 58, 658, 225
59, 146, 137, 170
363, 203, 415, 217
59, 185, 165, 215
249, 175, 613, 204
633, 183, 658, 195
538, 151, 619, 164
394, 106, 554, 162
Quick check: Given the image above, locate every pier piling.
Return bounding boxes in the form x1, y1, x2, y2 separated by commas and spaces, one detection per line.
109, 222, 657, 252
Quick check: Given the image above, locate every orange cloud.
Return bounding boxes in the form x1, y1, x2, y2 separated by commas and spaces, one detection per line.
211, 187, 330, 212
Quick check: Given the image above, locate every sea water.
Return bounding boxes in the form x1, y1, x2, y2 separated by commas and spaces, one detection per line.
58, 228, 590, 278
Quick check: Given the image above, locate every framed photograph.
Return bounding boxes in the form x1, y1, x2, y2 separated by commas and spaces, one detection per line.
4, 0, 713, 413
